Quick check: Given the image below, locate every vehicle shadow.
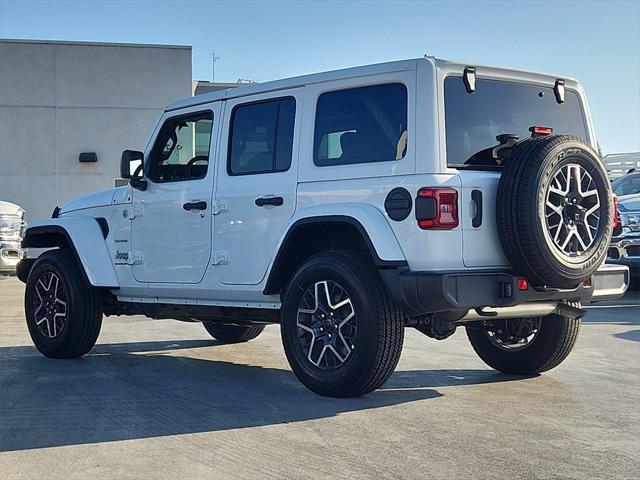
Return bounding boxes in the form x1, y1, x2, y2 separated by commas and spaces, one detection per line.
0, 340, 526, 452
614, 329, 640, 342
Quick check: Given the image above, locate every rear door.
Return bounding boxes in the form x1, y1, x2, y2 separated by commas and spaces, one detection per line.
213, 91, 300, 285
443, 74, 591, 267
458, 170, 509, 267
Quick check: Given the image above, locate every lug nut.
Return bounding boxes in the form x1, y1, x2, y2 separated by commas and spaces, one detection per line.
328, 334, 332, 339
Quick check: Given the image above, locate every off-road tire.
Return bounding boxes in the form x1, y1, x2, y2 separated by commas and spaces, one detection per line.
202, 323, 265, 343
497, 135, 612, 289
280, 251, 405, 397
466, 305, 581, 375
24, 250, 103, 358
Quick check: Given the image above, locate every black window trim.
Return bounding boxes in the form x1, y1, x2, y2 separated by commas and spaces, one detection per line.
442, 74, 590, 170
145, 109, 215, 184
312, 81, 409, 168
226, 95, 297, 177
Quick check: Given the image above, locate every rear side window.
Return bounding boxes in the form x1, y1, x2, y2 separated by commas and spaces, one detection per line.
314, 83, 408, 167
444, 77, 588, 168
228, 97, 295, 175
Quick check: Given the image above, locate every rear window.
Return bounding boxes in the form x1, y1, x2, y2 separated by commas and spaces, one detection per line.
445, 77, 588, 168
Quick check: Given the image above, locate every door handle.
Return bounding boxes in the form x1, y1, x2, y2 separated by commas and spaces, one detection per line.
183, 201, 208, 211
471, 190, 483, 228
255, 196, 284, 207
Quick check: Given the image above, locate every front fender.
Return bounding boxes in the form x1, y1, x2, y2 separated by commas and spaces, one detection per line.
21, 218, 118, 287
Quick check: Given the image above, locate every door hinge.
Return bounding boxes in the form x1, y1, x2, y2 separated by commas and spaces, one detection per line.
126, 251, 143, 265
212, 200, 229, 215
211, 251, 229, 265
125, 206, 143, 220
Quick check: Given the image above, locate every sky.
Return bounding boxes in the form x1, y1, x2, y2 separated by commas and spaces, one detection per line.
0, 0, 638, 154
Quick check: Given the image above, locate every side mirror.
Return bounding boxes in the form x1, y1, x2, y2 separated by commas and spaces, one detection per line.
120, 150, 144, 179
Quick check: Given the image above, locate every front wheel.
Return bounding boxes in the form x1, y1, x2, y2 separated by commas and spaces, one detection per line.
24, 250, 103, 358
280, 251, 405, 397
465, 308, 580, 375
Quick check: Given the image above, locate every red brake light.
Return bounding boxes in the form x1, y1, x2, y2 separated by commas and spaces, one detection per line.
518, 278, 529, 291
612, 194, 620, 228
529, 126, 553, 137
416, 188, 459, 229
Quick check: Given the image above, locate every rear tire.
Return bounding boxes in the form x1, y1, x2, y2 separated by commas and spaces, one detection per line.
466, 307, 581, 375
202, 323, 265, 343
280, 251, 405, 397
24, 250, 103, 358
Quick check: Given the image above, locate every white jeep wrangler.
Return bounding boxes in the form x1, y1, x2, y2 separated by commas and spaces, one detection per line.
18, 57, 629, 397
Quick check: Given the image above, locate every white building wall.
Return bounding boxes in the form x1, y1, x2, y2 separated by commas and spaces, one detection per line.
0, 40, 192, 221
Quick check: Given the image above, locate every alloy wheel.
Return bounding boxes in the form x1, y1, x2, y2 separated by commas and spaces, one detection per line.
32, 271, 68, 338
484, 317, 541, 352
545, 163, 601, 256
296, 280, 357, 370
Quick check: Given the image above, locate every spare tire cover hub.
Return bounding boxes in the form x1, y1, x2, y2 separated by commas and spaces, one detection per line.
545, 163, 601, 256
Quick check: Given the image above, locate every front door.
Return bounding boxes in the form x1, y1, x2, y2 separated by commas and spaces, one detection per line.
131, 105, 220, 283
214, 92, 300, 285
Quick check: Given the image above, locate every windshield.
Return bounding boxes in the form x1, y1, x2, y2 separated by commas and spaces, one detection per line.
445, 77, 589, 168
612, 174, 640, 196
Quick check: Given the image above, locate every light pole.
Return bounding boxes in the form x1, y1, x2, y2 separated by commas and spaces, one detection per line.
212, 52, 220, 82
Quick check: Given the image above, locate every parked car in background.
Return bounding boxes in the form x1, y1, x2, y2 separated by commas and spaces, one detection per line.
611, 170, 640, 199
0, 201, 26, 273
608, 192, 640, 283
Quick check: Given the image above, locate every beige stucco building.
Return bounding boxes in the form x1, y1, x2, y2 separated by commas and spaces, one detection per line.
0, 39, 192, 221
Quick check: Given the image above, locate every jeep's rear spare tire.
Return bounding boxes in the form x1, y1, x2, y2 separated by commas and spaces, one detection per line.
496, 135, 612, 289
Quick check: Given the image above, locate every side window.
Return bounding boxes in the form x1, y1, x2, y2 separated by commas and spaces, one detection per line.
147, 111, 213, 182
228, 97, 296, 175
314, 83, 408, 167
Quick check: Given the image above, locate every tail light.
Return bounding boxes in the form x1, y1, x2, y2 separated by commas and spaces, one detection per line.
612, 194, 620, 229
518, 278, 529, 291
416, 188, 459, 229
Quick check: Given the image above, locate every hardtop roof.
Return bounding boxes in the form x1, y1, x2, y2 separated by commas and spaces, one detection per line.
166, 57, 579, 112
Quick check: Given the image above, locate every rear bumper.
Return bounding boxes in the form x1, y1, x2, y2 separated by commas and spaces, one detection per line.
380, 264, 630, 316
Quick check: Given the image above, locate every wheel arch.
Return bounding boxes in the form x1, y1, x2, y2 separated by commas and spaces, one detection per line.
263, 211, 407, 295
20, 218, 118, 288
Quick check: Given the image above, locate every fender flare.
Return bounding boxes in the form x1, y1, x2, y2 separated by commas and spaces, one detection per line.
21, 218, 118, 288
264, 204, 407, 294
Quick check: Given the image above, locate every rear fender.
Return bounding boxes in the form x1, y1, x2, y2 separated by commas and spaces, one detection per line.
287, 203, 407, 263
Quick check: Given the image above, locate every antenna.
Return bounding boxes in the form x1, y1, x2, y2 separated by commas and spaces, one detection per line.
212, 52, 220, 82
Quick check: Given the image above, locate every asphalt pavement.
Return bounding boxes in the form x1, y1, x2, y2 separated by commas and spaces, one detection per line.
1, 275, 638, 479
